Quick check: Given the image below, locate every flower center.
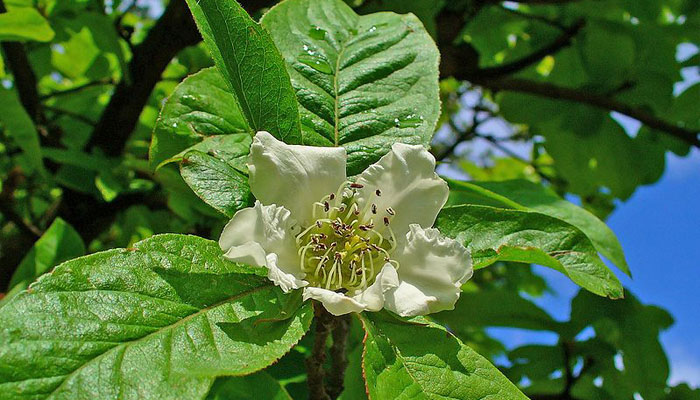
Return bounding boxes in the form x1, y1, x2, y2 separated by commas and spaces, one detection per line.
295, 182, 398, 292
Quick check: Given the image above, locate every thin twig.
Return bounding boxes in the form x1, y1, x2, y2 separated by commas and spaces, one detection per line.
328, 314, 351, 399
474, 19, 585, 79
475, 78, 700, 147
306, 302, 333, 400
499, 6, 569, 30
43, 106, 97, 126
0, 168, 42, 238
39, 79, 115, 100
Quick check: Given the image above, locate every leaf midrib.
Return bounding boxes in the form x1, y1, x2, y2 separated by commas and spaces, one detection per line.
44, 283, 274, 397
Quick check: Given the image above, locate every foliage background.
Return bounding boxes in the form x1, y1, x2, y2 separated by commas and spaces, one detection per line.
0, 0, 698, 398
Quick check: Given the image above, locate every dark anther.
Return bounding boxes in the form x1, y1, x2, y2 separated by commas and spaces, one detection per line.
375, 189, 381, 196
371, 204, 377, 214
350, 183, 364, 189
383, 217, 390, 226
386, 207, 395, 216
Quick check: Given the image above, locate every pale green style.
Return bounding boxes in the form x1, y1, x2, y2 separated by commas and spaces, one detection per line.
219, 132, 473, 316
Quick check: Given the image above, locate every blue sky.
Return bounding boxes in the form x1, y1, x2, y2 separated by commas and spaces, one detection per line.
523, 149, 700, 386
442, 140, 700, 387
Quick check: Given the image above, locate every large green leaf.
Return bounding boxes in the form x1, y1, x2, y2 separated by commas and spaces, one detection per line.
149, 67, 252, 170
261, 0, 440, 174
184, 0, 302, 144
436, 205, 623, 299
360, 312, 528, 400
0, 234, 312, 399
433, 290, 562, 332
0, 7, 54, 42
180, 150, 252, 217
0, 88, 44, 175
447, 179, 630, 275
1, 218, 84, 307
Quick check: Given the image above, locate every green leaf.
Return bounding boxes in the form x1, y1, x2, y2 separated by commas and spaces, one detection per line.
0, 7, 54, 42
2, 218, 84, 307
433, 290, 561, 332
50, 12, 128, 80
180, 150, 252, 218
570, 291, 673, 400
447, 179, 630, 276
149, 67, 252, 170
0, 87, 44, 175
580, 21, 635, 86
360, 312, 528, 400
206, 372, 291, 400
261, 0, 440, 174
0, 234, 312, 399
184, 0, 302, 144
436, 205, 623, 299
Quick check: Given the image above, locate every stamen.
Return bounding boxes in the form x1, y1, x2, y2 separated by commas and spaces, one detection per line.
297, 181, 399, 292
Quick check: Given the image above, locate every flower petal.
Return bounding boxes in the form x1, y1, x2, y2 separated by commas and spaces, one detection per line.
384, 225, 473, 317
303, 287, 366, 316
352, 264, 400, 312
355, 143, 448, 238
219, 201, 303, 285
248, 131, 347, 225
266, 253, 307, 292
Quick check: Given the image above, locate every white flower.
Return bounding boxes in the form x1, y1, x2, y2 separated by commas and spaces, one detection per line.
219, 131, 473, 316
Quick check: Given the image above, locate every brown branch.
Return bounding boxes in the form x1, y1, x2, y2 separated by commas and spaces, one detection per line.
0, 168, 42, 238
482, 0, 582, 4
86, 0, 201, 155
436, 120, 479, 162
44, 105, 97, 126
328, 314, 350, 400
307, 302, 333, 400
472, 19, 585, 79
475, 78, 700, 147
0, 0, 41, 122
39, 79, 115, 100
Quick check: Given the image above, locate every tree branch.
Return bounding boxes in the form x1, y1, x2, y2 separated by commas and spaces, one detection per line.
39, 79, 115, 100
0, 0, 41, 122
474, 77, 700, 147
0, 168, 42, 238
482, 0, 582, 4
472, 19, 584, 79
87, 0, 201, 155
307, 302, 333, 400
328, 314, 350, 400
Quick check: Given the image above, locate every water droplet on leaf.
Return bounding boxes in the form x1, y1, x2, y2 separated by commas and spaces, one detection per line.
394, 114, 423, 128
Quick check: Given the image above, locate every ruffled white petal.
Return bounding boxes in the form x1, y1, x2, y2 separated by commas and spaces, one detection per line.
219, 201, 305, 292
355, 143, 448, 238
352, 264, 400, 312
248, 131, 347, 225
303, 287, 366, 316
384, 225, 473, 317
266, 253, 307, 292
